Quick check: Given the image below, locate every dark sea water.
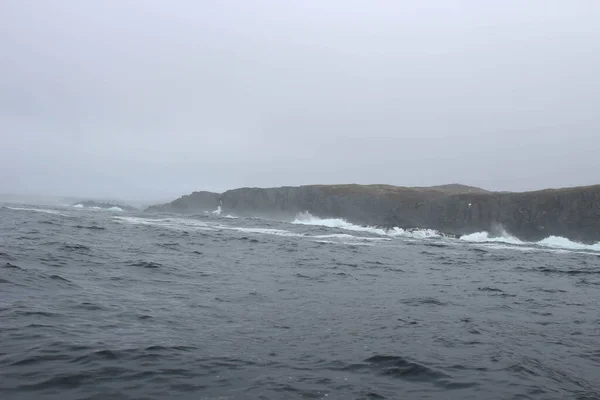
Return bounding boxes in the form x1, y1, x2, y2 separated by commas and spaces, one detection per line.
1, 204, 600, 400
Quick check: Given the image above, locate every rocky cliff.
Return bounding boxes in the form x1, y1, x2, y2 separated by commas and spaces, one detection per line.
147, 184, 600, 243
145, 191, 221, 214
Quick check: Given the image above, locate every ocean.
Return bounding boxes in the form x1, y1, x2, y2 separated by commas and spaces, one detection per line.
1, 204, 600, 400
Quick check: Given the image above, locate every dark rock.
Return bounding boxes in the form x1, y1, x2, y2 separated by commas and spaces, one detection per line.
145, 191, 220, 213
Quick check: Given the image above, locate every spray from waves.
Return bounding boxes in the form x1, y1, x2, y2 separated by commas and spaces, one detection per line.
212, 206, 223, 216
460, 230, 600, 252
73, 204, 84, 208
292, 212, 388, 235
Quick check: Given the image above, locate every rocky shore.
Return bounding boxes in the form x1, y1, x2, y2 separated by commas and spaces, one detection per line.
146, 184, 600, 243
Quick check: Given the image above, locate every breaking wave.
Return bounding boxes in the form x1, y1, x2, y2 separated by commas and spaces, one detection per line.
292, 212, 387, 235
460, 231, 600, 252
73, 205, 124, 212
537, 236, 600, 252
388, 228, 443, 239
460, 231, 523, 245
292, 212, 446, 240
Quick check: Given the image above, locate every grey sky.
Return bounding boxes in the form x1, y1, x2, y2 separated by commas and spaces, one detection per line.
1, 0, 599, 200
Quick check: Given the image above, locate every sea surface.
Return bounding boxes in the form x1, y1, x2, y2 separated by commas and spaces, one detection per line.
1, 204, 600, 400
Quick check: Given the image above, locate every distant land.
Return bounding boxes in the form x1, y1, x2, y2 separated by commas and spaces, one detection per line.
146, 183, 600, 243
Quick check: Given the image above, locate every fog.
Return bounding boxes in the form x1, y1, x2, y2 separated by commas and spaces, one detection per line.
1, 0, 599, 201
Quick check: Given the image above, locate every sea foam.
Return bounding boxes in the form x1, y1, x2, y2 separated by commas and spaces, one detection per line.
292, 212, 387, 235
460, 231, 600, 252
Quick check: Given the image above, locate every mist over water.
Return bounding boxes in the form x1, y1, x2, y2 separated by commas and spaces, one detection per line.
1, 204, 600, 399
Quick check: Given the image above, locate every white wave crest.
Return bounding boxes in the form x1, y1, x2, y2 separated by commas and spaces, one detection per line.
460, 230, 600, 252
226, 227, 302, 237
212, 206, 222, 216
114, 216, 216, 231
312, 234, 390, 242
292, 212, 387, 235
388, 228, 443, 239
460, 231, 523, 245
73, 204, 84, 208
107, 207, 124, 212
536, 236, 600, 252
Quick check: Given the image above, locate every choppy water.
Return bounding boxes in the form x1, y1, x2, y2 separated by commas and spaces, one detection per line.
1, 204, 600, 400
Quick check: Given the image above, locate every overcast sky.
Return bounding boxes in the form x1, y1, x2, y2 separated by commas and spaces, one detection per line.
1, 1, 599, 200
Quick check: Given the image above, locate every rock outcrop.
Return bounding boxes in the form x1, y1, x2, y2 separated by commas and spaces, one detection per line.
145, 191, 220, 214
147, 184, 600, 243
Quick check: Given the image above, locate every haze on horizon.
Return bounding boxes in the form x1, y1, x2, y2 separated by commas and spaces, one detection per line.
1, 0, 599, 201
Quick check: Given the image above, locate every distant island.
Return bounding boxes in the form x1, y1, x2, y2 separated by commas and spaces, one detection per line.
72, 200, 137, 212
145, 183, 600, 243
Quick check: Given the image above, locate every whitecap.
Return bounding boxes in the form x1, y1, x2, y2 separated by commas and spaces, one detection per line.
226, 227, 302, 237
388, 228, 443, 239
536, 236, 600, 252
292, 212, 387, 235
460, 230, 600, 253
460, 231, 523, 245
114, 216, 216, 231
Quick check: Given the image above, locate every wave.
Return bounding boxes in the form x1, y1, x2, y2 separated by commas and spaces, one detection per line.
460, 231, 523, 245
388, 228, 444, 239
212, 206, 222, 216
292, 212, 449, 241
5, 207, 68, 217
73, 204, 124, 212
226, 227, 301, 237
114, 216, 216, 231
460, 231, 600, 252
537, 236, 600, 252
292, 212, 388, 235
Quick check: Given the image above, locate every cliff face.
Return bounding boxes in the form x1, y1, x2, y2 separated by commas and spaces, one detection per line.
146, 191, 220, 213
148, 184, 600, 243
